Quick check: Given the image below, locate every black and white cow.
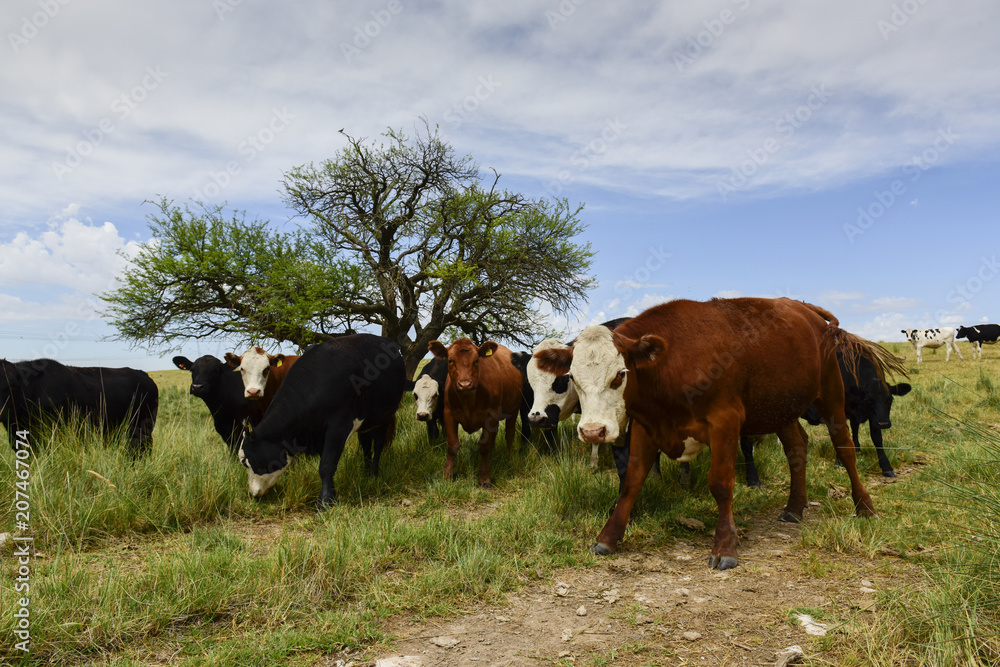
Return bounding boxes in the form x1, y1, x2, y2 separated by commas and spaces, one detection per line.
901, 328, 963, 362
803, 350, 912, 477
510, 351, 557, 453
0, 358, 158, 455
956, 324, 1000, 361
411, 357, 447, 441
237, 334, 406, 508
173, 354, 258, 452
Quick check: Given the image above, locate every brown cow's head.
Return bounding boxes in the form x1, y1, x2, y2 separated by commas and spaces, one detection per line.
226, 346, 285, 399
535, 326, 665, 443
429, 338, 498, 393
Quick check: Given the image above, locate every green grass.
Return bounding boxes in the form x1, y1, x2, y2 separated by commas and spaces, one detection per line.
2, 346, 1000, 664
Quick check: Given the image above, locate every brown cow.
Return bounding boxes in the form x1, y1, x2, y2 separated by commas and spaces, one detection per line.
225, 346, 300, 414
535, 297, 905, 570
428, 338, 524, 487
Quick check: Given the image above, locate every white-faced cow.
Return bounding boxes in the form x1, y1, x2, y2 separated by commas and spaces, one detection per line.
536, 298, 904, 570
428, 338, 524, 487
225, 346, 299, 407
411, 357, 447, 441
901, 328, 963, 363
237, 334, 406, 508
0, 358, 158, 455
956, 324, 1000, 361
510, 351, 558, 454
803, 349, 911, 477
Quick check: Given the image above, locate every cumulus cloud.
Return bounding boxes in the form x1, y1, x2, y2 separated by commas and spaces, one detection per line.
819, 290, 865, 304
852, 296, 922, 313
713, 289, 742, 298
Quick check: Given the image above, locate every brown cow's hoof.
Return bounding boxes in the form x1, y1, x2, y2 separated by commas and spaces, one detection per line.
479, 481, 493, 489
590, 542, 615, 556
708, 554, 739, 570
778, 510, 803, 523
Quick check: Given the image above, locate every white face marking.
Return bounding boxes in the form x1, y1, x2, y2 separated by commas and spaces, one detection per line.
527, 339, 578, 422
238, 442, 288, 497
412, 375, 439, 417
570, 326, 628, 442
237, 347, 273, 399
676, 437, 707, 463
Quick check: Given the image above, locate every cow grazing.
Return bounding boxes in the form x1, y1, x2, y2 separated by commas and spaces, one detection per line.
536, 297, 904, 570
225, 346, 300, 408
0, 358, 158, 455
901, 328, 963, 362
803, 349, 911, 477
957, 324, 1000, 360
237, 334, 406, 508
173, 354, 258, 452
411, 357, 447, 441
428, 338, 524, 487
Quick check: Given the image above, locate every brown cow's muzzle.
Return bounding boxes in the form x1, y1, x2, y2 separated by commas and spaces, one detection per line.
456, 381, 475, 392
579, 423, 609, 443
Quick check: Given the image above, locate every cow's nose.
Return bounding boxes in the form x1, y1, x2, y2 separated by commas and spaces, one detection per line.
190, 383, 204, 395
579, 423, 608, 443
246, 388, 261, 398
528, 412, 545, 425
457, 381, 473, 391
416, 412, 430, 421
879, 421, 891, 429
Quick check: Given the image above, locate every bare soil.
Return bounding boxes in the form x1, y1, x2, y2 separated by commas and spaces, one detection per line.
366, 507, 916, 667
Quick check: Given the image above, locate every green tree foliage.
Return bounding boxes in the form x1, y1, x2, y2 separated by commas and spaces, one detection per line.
104, 124, 595, 377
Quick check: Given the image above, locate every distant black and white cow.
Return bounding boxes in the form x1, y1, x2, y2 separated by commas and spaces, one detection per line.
0, 358, 158, 455
237, 334, 406, 508
411, 357, 447, 441
173, 354, 258, 452
803, 350, 911, 477
901, 328, 963, 362
956, 324, 1000, 361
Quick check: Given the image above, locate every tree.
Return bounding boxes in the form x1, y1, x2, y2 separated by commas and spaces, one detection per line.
103, 124, 596, 378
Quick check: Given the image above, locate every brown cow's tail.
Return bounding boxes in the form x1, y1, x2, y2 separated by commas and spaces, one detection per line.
827, 328, 909, 386
802, 301, 839, 327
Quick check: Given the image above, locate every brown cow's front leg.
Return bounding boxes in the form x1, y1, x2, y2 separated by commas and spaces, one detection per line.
593, 423, 658, 555
443, 411, 461, 481
504, 413, 517, 452
477, 423, 498, 487
776, 420, 809, 522
707, 421, 741, 570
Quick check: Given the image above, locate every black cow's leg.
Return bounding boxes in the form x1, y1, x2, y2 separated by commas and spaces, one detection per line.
678, 461, 691, 487
317, 422, 351, 510
542, 428, 557, 455
869, 422, 895, 477
358, 429, 375, 476
518, 404, 531, 449
426, 420, 440, 442
741, 436, 761, 488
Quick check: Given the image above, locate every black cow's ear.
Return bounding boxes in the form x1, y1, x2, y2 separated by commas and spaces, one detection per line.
172, 356, 192, 371
891, 383, 912, 396
510, 352, 530, 372
404, 379, 416, 392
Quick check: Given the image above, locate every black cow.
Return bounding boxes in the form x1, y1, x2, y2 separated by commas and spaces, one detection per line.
957, 324, 1000, 361
803, 350, 911, 477
237, 334, 407, 509
0, 358, 158, 455
510, 352, 557, 453
409, 357, 447, 442
173, 354, 259, 452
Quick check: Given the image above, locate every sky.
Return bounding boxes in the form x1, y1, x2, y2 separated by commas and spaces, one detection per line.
2, 0, 999, 370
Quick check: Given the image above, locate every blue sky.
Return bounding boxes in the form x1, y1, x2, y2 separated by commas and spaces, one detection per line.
2, 0, 999, 370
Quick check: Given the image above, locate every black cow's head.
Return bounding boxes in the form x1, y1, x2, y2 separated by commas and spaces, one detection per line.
855, 380, 912, 429
956, 326, 973, 340
173, 355, 229, 398
237, 426, 290, 497
0, 359, 25, 420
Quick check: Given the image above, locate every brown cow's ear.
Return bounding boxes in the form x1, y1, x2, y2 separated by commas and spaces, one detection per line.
629, 335, 667, 367
534, 348, 573, 375
224, 352, 242, 368
479, 341, 498, 358
428, 341, 448, 360
271, 354, 285, 368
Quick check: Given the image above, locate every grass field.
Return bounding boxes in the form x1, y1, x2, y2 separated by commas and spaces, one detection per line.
1, 341, 999, 665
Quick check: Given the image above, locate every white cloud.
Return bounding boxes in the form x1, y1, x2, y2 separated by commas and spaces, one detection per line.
713, 289, 742, 299
624, 293, 674, 317
852, 296, 922, 313
0, 216, 142, 294
819, 290, 865, 304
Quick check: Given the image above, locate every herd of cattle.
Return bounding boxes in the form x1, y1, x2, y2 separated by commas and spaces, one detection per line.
2, 300, 998, 569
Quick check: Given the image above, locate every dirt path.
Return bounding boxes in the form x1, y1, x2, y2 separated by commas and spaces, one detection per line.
367, 509, 911, 667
